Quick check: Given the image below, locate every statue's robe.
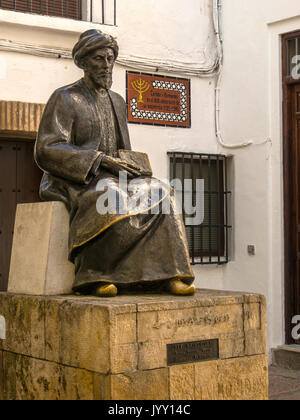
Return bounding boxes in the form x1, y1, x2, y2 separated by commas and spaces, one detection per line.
35, 78, 194, 292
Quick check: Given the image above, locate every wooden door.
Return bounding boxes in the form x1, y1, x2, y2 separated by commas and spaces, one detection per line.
285, 84, 300, 344
282, 31, 300, 344
291, 84, 300, 343
0, 140, 42, 291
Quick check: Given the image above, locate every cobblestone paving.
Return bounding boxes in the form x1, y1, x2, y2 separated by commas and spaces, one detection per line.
269, 366, 300, 400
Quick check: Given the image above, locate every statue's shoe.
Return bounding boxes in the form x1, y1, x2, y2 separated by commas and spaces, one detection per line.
168, 279, 196, 296
95, 283, 118, 297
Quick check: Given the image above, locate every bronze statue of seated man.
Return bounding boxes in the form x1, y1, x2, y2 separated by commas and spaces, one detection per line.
35, 30, 195, 297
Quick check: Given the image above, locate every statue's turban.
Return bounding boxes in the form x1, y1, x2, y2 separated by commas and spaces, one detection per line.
72, 30, 119, 68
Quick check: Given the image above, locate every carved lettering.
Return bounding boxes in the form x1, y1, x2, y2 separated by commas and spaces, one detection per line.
176, 314, 230, 328
153, 313, 231, 330
218, 377, 266, 399
198, 384, 218, 400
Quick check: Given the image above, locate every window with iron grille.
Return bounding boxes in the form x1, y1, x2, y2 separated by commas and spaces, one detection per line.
0, 0, 117, 25
169, 152, 231, 265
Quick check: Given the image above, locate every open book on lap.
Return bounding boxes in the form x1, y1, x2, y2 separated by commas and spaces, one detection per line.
118, 150, 153, 177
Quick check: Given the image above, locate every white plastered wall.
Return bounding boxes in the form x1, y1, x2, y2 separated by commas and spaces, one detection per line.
219, 0, 300, 350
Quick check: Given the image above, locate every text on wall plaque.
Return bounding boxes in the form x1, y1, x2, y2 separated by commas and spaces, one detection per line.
167, 339, 219, 366
127, 71, 191, 128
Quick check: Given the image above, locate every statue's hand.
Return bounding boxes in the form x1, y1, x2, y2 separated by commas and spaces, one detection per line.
101, 156, 141, 178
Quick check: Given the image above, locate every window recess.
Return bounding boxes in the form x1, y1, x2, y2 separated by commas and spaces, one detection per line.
0, 0, 117, 25
284, 32, 300, 80
169, 152, 231, 265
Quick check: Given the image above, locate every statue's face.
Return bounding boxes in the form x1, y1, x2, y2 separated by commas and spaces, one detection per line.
82, 47, 115, 90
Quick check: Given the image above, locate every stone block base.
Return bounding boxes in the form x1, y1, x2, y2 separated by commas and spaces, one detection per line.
0, 290, 268, 400
8, 202, 74, 296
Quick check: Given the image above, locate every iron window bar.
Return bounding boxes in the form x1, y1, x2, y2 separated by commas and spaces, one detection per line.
168, 152, 232, 265
0, 0, 117, 24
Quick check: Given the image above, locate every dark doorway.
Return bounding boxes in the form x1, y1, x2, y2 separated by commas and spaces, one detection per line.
0, 139, 42, 291
282, 31, 300, 344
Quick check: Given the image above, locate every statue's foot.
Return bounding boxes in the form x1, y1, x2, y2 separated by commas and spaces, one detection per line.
95, 283, 118, 297
167, 279, 196, 296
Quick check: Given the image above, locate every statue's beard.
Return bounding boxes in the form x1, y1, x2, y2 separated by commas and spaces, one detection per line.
95, 73, 112, 90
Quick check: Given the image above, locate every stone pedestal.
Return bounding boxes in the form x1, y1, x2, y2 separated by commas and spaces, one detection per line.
0, 290, 268, 400
8, 202, 74, 296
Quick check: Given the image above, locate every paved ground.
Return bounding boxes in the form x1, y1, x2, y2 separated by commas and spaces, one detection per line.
269, 365, 300, 400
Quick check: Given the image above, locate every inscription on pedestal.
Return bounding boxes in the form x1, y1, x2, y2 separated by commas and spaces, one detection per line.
167, 339, 219, 366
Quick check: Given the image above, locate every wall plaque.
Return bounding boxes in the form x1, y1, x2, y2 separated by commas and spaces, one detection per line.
167, 339, 219, 366
126, 71, 191, 128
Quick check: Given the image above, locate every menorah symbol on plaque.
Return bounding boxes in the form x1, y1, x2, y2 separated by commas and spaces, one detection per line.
131, 78, 151, 103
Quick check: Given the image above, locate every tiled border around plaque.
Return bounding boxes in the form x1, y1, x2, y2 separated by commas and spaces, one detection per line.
126, 71, 191, 128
